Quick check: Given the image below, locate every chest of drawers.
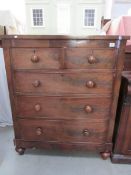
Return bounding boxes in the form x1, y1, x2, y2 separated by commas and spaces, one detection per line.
1, 35, 128, 158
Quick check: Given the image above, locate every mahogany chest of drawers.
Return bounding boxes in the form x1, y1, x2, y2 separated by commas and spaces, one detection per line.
1, 35, 128, 158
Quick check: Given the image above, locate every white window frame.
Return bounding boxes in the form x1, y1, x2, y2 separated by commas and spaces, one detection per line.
31, 8, 45, 28
83, 8, 97, 28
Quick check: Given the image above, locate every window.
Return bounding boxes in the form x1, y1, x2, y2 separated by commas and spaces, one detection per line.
32, 9, 44, 27
84, 8, 96, 27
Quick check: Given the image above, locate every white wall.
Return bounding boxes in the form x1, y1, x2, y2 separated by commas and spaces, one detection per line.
25, 0, 105, 35
0, 0, 26, 24
74, 2, 104, 35
26, 2, 57, 34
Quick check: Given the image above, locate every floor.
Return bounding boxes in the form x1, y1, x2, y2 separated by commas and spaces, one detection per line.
0, 126, 131, 175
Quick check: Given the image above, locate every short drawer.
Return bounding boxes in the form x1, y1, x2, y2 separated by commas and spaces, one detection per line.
16, 96, 111, 120
18, 119, 108, 143
11, 48, 62, 69
65, 48, 117, 69
14, 71, 113, 95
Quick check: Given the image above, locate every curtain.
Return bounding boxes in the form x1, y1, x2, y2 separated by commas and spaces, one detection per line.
0, 48, 12, 126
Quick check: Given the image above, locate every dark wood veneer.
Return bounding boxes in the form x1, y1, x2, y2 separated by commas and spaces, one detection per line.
1, 35, 128, 159
15, 96, 111, 120
14, 71, 113, 95
111, 72, 131, 164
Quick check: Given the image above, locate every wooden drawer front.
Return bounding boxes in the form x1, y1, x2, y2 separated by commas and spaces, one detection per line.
16, 96, 111, 120
10, 38, 118, 48
18, 119, 108, 143
65, 48, 116, 69
11, 48, 116, 70
11, 48, 62, 69
14, 72, 113, 94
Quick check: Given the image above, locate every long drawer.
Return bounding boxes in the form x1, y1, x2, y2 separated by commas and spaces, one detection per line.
16, 96, 111, 120
14, 71, 113, 95
18, 119, 108, 143
11, 48, 117, 69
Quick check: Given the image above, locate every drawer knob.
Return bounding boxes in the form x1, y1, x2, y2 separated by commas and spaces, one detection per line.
31, 55, 39, 63
32, 80, 41, 87
36, 128, 42, 136
34, 104, 41, 111
86, 81, 95, 88
85, 105, 93, 113
83, 129, 90, 136
88, 55, 96, 64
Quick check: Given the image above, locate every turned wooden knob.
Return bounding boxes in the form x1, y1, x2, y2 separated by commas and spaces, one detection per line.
32, 80, 41, 87
88, 55, 96, 64
100, 152, 111, 160
85, 105, 93, 113
34, 104, 41, 111
31, 55, 39, 63
86, 80, 95, 88
83, 129, 90, 136
36, 128, 42, 136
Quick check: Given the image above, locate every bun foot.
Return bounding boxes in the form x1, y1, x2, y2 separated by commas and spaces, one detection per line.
15, 147, 25, 155
100, 152, 111, 160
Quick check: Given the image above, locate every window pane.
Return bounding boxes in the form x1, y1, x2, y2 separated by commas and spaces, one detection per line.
84, 9, 95, 27
32, 9, 44, 26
